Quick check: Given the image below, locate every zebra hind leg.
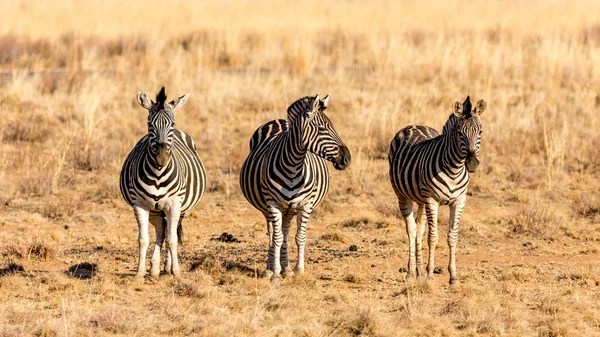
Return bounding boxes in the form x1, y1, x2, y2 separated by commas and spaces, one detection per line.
149, 214, 165, 278
281, 213, 295, 277
414, 203, 427, 279
398, 198, 417, 281
266, 204, 284, 283
262, 216, 274, 279
425, 199, 440, 280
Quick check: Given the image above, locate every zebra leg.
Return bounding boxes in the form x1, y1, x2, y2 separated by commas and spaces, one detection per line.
133, 205, 151, 282
415, 203, 426, 278
398, 198, 417, 280
267, 203, 284, 281
425, 199, 440, 279
281, 213, 295, 277
148, 214, 165, 278
262, 215, 274, 279
448, 195, 466, 285
164, 243, 172, 275
294, 204, 312, 273
165, 203, 183, 278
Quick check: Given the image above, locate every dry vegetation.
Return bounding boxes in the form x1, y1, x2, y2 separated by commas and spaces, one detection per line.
0, 0, 600, 336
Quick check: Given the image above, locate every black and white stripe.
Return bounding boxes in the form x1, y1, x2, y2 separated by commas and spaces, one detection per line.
388, 96, 486, 284
120, 87, 206, 280
240, 94, 351, 280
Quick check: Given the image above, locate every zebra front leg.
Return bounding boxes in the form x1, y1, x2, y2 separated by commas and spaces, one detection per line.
425, 200, 440, 280
415, 203, 426, 278
295, 204, 313, 273
448, 195, 466, 285
399, 198, 417, 280
165, 203, 183, 278
133, 206, 151, 282
266, 204, 284, 282
149, 215, 165, 278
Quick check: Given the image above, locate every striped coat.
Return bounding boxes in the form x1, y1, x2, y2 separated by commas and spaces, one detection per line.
240, 94, 351, 280
120, 87, 206, 280
388, 96, 486, 284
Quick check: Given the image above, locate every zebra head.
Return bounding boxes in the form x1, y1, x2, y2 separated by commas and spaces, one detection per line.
288, 94, 351, 170
136, 87, 189, 167
452, 96, 486, 173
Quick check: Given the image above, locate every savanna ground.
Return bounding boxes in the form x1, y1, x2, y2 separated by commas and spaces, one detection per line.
1, 0, 600, 336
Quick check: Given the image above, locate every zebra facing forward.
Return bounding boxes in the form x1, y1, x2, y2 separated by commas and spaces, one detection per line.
240, 94, 351, 281
120, 87, 206, 281
388, 96, 486, 285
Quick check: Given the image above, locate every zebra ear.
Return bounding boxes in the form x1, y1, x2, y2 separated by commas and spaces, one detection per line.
475, 99, 487, 115
169, 94, 190, 111
453, 100, 463, 117
137, 92, 153, 109
306, 93, 320, 118
319, 95, 330, 111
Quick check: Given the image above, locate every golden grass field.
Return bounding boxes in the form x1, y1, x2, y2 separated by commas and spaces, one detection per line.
1, 0, 600, 335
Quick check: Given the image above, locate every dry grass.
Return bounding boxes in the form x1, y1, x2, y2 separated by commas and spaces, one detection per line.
0, 0, 599, 336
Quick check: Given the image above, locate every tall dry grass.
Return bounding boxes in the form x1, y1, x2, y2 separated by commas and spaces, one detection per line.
1, 1, 600, 336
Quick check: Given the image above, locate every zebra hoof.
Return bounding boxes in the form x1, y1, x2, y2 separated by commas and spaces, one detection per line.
262, 270, 274, 279
449, 278, 460, 286
271, 277, 282, 286
294, 267, 305, 274
134, 275, 145, 283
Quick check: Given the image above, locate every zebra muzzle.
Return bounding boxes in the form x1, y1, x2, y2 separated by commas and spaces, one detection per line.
156, 143, 171, 167
466, 153, 479, 173
333, 145, 351, 170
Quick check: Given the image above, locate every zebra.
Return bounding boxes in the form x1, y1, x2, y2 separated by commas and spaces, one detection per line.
388, 96, 486, 285
120, 87, 206, 281
240, 94, 351, 281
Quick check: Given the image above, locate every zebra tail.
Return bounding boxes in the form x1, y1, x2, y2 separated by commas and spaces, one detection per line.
161, 215, 184, 245
177, 214, 184, 245
388, 135, 402, 165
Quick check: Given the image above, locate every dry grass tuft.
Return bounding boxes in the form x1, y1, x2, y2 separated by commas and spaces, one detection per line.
574, 194, 600, 219
508, 195, 558, 236
328, 307, 381, 337
342, 274, 363, 284
319, 232, 348, 243
5, 237, 57, 261
171, 280, 205, 298
336, 217, 390, 230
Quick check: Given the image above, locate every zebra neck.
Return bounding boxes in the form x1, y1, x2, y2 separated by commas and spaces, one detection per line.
279, 123, 308, 176
441, 132, 468, 174
144, 147, 173, 176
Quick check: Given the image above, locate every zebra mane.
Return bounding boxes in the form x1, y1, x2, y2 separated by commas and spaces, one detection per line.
287, 96, 315, 123
442, 114, 459, 135
156, 87, 167, 109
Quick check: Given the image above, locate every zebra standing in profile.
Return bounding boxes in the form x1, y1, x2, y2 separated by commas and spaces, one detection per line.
240, 94, 351, 281
120, 87, 206, 281
388, 96, 486, 285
